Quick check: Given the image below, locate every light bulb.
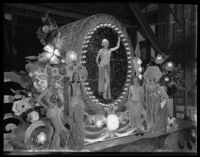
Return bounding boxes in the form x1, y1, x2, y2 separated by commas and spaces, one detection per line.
68, 51, 77, 61
138, 67, 142, 72
164, 77, 169, 82
136, 58, 142, 65
96, 120, 103, 128
167, 62, 173, 67
157, 56, 162, 60
138, 74, 142, 80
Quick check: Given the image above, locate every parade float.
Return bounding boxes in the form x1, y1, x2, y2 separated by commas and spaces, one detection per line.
3, 13, 195, 152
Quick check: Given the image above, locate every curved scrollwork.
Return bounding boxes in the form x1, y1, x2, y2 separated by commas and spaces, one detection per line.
24, 119, 53, 150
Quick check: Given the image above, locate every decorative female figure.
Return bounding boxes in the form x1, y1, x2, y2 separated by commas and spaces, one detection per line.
96, 36, 120, 99
68, 72, 85, 150
37, 76, 69, 149
143, 66, 169, 133
126, 77, 144, 132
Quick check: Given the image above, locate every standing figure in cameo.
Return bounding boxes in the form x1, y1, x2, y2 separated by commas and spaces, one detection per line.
96, 36, 120, 99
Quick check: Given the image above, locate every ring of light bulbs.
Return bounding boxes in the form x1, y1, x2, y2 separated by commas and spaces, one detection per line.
81, 23, 132, 110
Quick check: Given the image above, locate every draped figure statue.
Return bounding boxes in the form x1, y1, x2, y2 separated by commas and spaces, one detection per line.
126, 77, 144, 132
143, 66, 169, 133
67, 72, 85, 150
96, 37, 120, 99
37, 77, 69, 149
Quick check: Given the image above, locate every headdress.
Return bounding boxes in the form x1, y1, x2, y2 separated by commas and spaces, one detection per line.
143, 66, 162, 82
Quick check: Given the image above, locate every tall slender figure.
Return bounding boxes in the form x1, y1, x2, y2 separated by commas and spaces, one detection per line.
96, 36, 120, 99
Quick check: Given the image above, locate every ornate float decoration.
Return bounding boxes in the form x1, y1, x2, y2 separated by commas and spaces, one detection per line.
80, 20, 133, 110
3, 12, 185, 151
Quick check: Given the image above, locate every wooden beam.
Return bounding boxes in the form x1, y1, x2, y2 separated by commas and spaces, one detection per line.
169, 7, 184, 31
4, 3, 134, 28
4, 3, 86, 19
4, 5, 74, 25
129, 4, 166, 53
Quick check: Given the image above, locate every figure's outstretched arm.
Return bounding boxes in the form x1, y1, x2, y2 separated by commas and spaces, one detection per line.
110, 36, 120, 52
37, 89, 49, 109
158, 85, 169, 99
158, 85, 169, 108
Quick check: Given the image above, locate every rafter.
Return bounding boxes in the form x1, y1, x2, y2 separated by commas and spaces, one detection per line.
4, 3, 134, 28
129, 4, 165, 53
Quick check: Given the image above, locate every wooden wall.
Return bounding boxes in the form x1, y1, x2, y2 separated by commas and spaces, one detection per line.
168, 4, 197, 119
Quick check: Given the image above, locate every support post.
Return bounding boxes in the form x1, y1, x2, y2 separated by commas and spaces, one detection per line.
129, 4, 165, 53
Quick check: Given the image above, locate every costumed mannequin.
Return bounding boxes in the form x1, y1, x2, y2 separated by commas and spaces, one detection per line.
126, 77, 144, 132
37, 73, 69, 149
143, 66, 169, 133
68, 72, 85, 150
96, 36, 120, 99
